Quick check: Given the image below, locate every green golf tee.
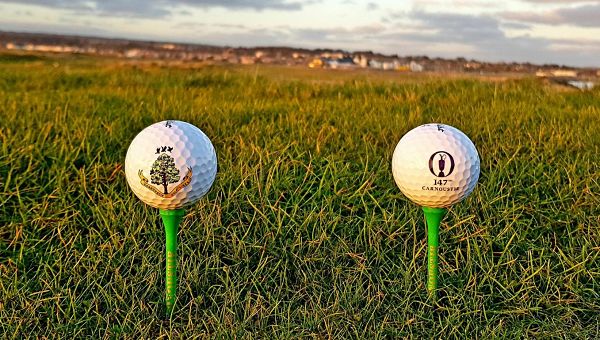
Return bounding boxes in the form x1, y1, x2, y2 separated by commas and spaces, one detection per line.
160, 209, 185, 315
422, 207, 447, 295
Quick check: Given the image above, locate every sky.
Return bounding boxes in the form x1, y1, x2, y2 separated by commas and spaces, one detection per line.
0, 0, 599, 67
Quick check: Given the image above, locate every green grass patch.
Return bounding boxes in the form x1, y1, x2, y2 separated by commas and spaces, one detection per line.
1, 54, 599, 338
0, 53, 46, 63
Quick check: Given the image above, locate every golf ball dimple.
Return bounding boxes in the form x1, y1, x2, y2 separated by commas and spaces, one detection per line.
125, 120, 217, 210
391, 123, 480, 208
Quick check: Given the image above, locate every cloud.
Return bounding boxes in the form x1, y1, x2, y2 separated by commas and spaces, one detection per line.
0, 20, 113, 37
137, 8, 600, 66
0, 0, 308, 17
1, 1, 599, 67
94, 1, 170, 17
178, 0, 306, 10
520, 0, 594, 3
378, 10, 592, 65
550, 38, 600, 51
410, 0, 502, 9
366, 2, 378, 10
283, 12, 568, 63
500, 21, 531, 30
503, 3, 600, 27
173, 22, 250, 31
292, 24, 387, 43
410, 11, 506, 42
189, 29, 291, 47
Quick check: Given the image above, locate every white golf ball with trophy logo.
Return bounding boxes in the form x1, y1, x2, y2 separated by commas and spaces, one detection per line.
391, 123, 480, 208
125, 120, 217, 210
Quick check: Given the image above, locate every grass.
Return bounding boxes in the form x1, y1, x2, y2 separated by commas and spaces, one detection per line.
0, 52, 599, 338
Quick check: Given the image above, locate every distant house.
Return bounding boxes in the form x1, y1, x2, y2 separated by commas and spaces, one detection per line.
381, 62, 392, 70
309, 58, 323, 68
226, 55, 240, 64
353, 55, 369, 68
464, 62, 481, 70
368, 59, 423, 72
551, 69, 577, 77
409, 61, 424, 72
326, 57, 356, 69
240, 56, 255, 64
292, 52, 307, 59
369, 60, 383, 69
382, 61, 398, 70
536, 69, 578, 78
321, 52, 344, 59
125, 49, 142, 58
567, 80, 595, 90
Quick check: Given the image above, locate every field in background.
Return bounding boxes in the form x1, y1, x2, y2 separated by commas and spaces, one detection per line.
1, 52, 599, 338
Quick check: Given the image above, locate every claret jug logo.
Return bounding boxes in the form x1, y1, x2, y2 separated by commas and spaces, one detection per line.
429, 151, 455, 178
138, 146, 192, 198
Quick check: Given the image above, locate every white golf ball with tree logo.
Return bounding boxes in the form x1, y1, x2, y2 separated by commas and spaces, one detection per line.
125, 120, 217, 210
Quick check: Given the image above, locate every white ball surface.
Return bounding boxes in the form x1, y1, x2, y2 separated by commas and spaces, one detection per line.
125, 120, 217, 209
392, 123, 480, 208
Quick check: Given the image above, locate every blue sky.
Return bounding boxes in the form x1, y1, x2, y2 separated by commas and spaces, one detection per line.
1, 0, 599, 67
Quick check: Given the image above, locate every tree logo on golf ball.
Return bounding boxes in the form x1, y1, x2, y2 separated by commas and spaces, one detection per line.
137, 152, 193, 198
428, 151, 455, 178
151, 153, 180, 194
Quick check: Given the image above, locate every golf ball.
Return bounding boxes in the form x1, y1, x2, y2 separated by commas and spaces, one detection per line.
391, 123, 480, 208
125, 120, 217, 210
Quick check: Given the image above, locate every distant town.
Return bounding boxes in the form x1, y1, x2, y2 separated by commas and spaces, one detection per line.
1, 31, 598, 89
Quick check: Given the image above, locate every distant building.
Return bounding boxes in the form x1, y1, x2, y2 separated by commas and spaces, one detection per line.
321, 52, 344, 59
410, 61, 424, 72
369, 60, 383, 69
326, 57, 356, 69
240, 56, 255, 65
308, 58, 323, 68
353, 55, 369, 68
551, 69, 577, 77
567, 80, 595, 90
125, 49, 142, 58
464, 62, 481, 70
395, 64, 410, 72
293, 52, 306, 59
382, 61, 398, 70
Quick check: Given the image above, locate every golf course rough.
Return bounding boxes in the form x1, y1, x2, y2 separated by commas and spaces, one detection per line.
4, 55, 599, 338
